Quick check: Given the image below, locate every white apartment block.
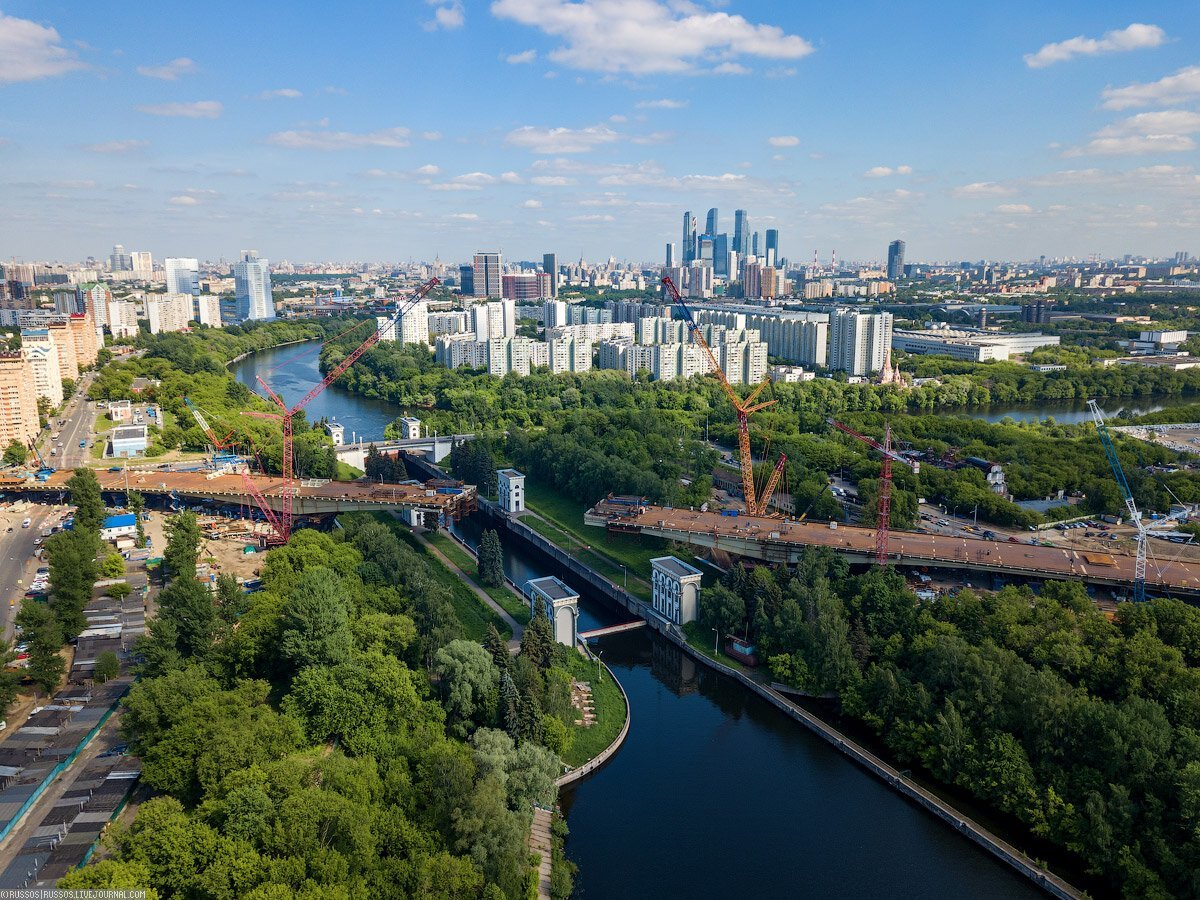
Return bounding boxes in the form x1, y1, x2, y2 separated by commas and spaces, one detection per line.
195, 295, 222, 328
721, 340, 769, 385
471, 299, 517, 340
164, 257, 200, 296
548, 337, 592, 374
829, 308, 893, 376
20, 330, 64, 406
769, 365, 815, 383
429, 311, 469, 335
543, 300, 568, 329
146, 293, 194, 334
544, 322, 634, 343
377, 300, 429, 345
106, 300, 140, 339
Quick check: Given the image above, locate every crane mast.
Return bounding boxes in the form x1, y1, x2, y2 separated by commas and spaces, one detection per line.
245, 277, 440, 543
829, 419, 919, 565
1088, 399, 1147, 602
661, 276, 784, 516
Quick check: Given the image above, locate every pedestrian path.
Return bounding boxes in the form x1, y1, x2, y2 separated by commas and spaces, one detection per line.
529, 806, 553, 900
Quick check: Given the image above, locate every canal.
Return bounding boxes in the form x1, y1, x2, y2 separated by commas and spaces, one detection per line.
235, 341, 1048, 898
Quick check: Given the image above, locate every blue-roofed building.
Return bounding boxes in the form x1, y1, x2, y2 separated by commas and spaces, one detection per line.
101, 514, 138, 542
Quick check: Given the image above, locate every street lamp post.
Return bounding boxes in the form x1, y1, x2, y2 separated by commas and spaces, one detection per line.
711, 627, 719, 654
595, 649, 604, 684
619, 564, 627, 589
973, 503, 979, 526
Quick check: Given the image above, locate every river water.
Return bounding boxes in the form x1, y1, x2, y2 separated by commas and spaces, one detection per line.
235, 341, 1050, 898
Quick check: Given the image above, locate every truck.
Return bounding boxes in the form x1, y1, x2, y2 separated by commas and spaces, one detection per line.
720, 509, 740, 517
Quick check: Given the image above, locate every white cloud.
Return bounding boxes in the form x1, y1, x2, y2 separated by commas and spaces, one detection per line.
428, 183, 480, 191
449, 212, 479, 220
0, 12, 85, 83
422, 131, 442, 141
765, 66, 796, 79
417, 164, 441, 175
425, 1, 465, 30
137, 57, 195, 80
1065, 110, 1200, 157
1102, 65, 1200, 110
864, 164, 912, 178
521, 199, 543, 208
995, 203, 1034, 214
953, 181, 1015, 197
530, 175, 575, 185
454, 172, 497, 185
83, 140, 147, 154
490, 0, 814, 76
712, 62, 749, 75
506, 123, 621, 153
259, 87, 302, 99
138, 100, 223, 118
268, 126, 411, 149
636, 98, 687, 109
768, 135, 800, 147
500, 171, 523, 184
168, 195, 199, 206
570, 214, 615, 222
506, 49, 537, 64
1024, 23, 1166, 68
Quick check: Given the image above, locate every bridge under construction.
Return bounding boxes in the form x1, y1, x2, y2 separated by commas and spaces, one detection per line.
585, 500, 1200, 599
2, 469, 477, 521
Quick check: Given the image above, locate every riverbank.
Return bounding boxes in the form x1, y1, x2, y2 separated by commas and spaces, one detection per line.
224, 337, 316, 368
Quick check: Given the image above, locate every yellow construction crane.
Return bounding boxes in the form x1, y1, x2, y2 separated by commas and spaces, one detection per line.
662, 276, 786, 517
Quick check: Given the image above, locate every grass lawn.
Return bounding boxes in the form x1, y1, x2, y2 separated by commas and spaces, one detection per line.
681, 621, 762, 679
366, 512, 511, 642
93, 414, 115, 434
562, 648, 627, 770
424, 529, 531, 626
335, 461, 364, 481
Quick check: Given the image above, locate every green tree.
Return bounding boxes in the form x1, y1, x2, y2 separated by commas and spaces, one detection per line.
520, 599, 556, 671
279, 568, 353, 673
45, 530, 96, 638
478, 529, 504, 587
436, 639, 500, 737
101, 552, 126, 578
94, 649, 120, 682
163, 510, 202, 581
699, 583, 746, 642
128, 491, 146, 548
67, 467, 105, 536
2, 440, 27, 466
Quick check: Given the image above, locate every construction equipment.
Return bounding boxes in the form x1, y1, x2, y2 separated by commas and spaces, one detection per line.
245, 277, 440, 543
661, 276, 784, 516
797, 479, 834, 523
829, 419, 920, 565
184, 397, 239, 461
1088, 399, 1152, 602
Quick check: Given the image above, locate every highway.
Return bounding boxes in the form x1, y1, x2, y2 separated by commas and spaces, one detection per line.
0, 503, 58, 639
42, 372, 97, 469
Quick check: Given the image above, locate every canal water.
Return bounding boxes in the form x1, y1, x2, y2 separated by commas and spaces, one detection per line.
235, 341, 1049, 898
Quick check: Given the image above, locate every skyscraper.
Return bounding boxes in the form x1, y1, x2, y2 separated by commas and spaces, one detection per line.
542, 252, 558, 298
459, 264, 474, 296
665, 242, 675, 268
830, 309, 893, 376
681, 212, 698, 265
705, 208, 719, 236
765, 229, 779, 267
109, 244, 132, 273
733, 209, 749, 257
712, 234, 729, 276
752, 232, 760, 258
887, 240, 906, 280
131, 251, 153, 281
234, 250, 274, 321
165, 258, 200, 296
472, 251, 503, 298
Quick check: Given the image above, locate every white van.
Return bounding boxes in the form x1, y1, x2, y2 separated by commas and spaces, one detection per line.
21, 518, 31, 529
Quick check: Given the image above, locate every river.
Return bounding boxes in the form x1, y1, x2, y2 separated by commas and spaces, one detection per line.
233, 340, 1054, 897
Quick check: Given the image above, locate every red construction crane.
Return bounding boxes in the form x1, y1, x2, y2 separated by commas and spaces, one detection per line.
829, 419, 920, 565
245, 277, 440, 543
662, 276, 785, 516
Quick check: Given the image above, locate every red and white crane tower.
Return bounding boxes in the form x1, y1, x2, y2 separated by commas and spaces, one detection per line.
244, 277, 440, 544
662, 276, 785, 517
828, 419, 919, 565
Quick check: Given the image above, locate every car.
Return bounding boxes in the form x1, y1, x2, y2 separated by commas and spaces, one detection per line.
21, 518, 30, 529
1008, 536, 1020, 543
32, 538, 42, 547
78, 440, 86, 448
108, 466, 122, 472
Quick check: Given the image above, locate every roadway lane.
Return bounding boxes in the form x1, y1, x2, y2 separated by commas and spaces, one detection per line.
0, 503, 58, 639
46, 372, 97, 469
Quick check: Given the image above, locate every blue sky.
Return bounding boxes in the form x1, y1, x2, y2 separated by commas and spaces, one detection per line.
1, 0, 1197, 265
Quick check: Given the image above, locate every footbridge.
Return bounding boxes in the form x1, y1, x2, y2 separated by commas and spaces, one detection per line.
585, 502, 1200, 599
333, 433, 475, 469
3, 469, 477, 520
579, 621, 647, 640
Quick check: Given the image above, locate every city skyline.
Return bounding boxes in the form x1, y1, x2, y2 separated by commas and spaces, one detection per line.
0, 1, 1197, 262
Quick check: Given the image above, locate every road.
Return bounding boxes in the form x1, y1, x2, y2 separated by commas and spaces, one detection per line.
0, 504, 58, 639
43, 372, 97, 469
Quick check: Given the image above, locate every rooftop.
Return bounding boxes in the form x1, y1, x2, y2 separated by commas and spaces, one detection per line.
526, 576, 578, 602
112, 425, 148, 441
652, 556, 704, 579
102, 514, 137, 529
498, 468, 524, 478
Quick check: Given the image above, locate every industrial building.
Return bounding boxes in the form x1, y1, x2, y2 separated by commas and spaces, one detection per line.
891, 327, 1060, 362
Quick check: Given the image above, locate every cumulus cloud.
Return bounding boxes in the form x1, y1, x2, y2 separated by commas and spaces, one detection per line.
500, 171, 523, 183
449, 212, 479, 220
490, 0, 814, 75
417, 164, 441, 175
1065, 110, 1200, 157
953, 181, 1016, 197
530, 175, 575, 185
768, 135, 800, 147
1024, 23, 1166, 68
570, 214, 615, 222
636, 98, 687, 109
268, 126, 411, 149
259, 87, 302, 99
0, 12, 85, 83
168, 195, 199, 206
864, 164, 912, 178
995, 203, 1034, 214
506, 123, 621, 153
506, 49, 537, 64
521, 199, 543, 208
137, 57, 195, 80
83, 140, 147, 154
1102, 65, 1200, 110
425, 0, 465, 30
138, 100, 223, 118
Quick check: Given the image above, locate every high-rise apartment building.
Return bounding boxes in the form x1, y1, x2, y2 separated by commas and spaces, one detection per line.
705, 208, 719, 236
38, 323, 78, 381
234, 251, 274, 321
195, 295, 222, 328
733, 210, 749, 257
146, 293, 194, 334
887, 240, 906, 281
543, 300, 568, 329
542, 253, 558, 298
501, 272, 551, 301
109, 244, 132, 273
106, 299, 140, 338
377, 301, 429, 345
0, 352, 39, 449
78, 282, 110, 329
131, 251, 154, 281
20, 329, 64, 407
830, 309, 893, 376
471, 299, 517, 340
472, 252, 503, 298
548, 337, 592, 374
165, 257, 200, 296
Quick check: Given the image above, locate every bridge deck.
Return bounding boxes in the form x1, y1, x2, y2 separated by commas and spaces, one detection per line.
586, 504, 1200, 596
579, 621, 647, 639
2, 469, 477, 517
